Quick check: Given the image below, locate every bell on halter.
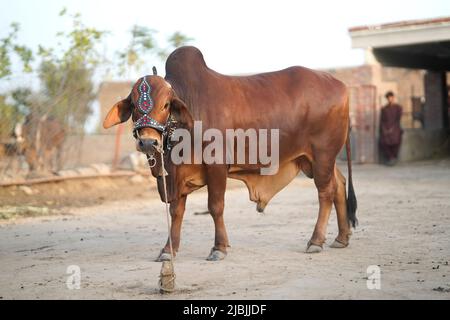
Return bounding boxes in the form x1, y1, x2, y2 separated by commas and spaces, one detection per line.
147, 154, 157, 168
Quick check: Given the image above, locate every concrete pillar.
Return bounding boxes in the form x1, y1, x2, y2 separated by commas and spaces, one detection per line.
364, 48, 380, 66
423, 71, 447, 130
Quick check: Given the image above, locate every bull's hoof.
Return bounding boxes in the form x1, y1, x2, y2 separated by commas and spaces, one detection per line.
155, 250, 172, 262
330, 239, 349, 249
256, 202, 266, 213
306, 241, 323, 254
206, 249, 227, 261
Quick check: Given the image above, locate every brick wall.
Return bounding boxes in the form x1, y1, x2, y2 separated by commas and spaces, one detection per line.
379, 67, 425, 128
324, 65, 426, 129
60, 134, 136, 169
326, 65, 373, 86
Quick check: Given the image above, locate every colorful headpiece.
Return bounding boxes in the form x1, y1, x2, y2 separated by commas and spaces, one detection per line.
133, 77, 166, 133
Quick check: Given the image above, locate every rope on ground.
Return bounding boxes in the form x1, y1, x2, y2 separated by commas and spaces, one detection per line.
156, 141, 176, 293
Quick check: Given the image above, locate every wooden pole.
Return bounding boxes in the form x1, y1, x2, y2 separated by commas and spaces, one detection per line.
112, 123, 124, 171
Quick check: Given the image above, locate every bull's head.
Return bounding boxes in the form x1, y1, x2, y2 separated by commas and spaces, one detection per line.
103, 74, 193, 202
103, 74, 193, 156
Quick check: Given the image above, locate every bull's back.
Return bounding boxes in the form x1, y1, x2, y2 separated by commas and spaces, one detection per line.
199, 66, 348, 138
186, 66, 348, 162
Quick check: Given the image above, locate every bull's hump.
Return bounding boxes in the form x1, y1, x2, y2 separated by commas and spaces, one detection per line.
166, 46, 206, 70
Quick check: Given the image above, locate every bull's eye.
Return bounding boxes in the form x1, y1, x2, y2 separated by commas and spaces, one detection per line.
163, 102, 170, 109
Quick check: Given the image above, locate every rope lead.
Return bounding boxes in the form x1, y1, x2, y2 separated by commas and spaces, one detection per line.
157, 141, 176, 293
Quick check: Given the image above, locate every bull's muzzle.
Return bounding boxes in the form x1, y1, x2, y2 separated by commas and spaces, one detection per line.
137, 137, 159, 154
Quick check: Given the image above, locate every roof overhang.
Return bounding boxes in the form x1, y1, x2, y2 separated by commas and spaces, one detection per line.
349, 17, 450, 70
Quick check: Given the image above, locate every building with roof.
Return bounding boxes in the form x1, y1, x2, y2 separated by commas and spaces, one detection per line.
327, 17, 450, 163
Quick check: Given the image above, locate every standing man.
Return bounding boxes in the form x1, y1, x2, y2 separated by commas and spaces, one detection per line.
379, 91, 403, 166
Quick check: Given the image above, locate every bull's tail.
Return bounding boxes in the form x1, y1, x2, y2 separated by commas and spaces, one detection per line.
345, 123, 358, 228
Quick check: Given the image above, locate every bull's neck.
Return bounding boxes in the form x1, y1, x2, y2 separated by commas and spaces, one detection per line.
165, 65, 215, 120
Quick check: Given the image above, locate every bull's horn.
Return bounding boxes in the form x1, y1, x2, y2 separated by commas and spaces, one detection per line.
152, 66, 158, 75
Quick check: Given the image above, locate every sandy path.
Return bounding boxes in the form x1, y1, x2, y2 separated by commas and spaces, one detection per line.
1, 160, 449, 299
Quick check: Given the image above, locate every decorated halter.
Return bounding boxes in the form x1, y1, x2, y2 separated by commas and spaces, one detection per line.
133, 77, 166, 133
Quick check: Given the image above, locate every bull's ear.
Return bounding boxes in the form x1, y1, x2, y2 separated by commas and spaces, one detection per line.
103, 96, 132, 129
171, 97, 193, 129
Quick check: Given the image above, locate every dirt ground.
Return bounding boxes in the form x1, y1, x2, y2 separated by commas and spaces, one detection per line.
0, 173, 156, 212
1, 159, 449, 300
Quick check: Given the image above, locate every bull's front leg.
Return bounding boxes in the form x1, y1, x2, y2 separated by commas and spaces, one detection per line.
156, 195, 187, 262
206, 165, 229, 261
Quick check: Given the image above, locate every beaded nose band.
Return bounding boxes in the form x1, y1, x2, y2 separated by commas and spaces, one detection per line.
133, 77, 166, 133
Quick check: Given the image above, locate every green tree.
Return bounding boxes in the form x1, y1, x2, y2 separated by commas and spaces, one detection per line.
36, 9, 106, 133
116, 25, 158, 77
1, 9, 193, 140
117, 26, 193, 76
168, 31, 193, 48
0, 95, 15, 140
0, 24, 34, 139
0, 22, 33, 79
159, 31, 193, 59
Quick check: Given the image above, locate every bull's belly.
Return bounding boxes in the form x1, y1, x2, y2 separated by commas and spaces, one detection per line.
227, 154, 313, 212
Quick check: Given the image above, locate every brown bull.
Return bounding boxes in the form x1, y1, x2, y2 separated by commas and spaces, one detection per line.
104, 46, 357, 261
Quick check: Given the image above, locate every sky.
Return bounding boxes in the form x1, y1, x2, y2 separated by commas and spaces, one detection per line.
2, 0, 449, 78
1, 0, 449, 131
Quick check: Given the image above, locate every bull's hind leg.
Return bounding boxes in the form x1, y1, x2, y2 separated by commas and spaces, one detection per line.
330, 167, 352, 248
306, 156, 337, 253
